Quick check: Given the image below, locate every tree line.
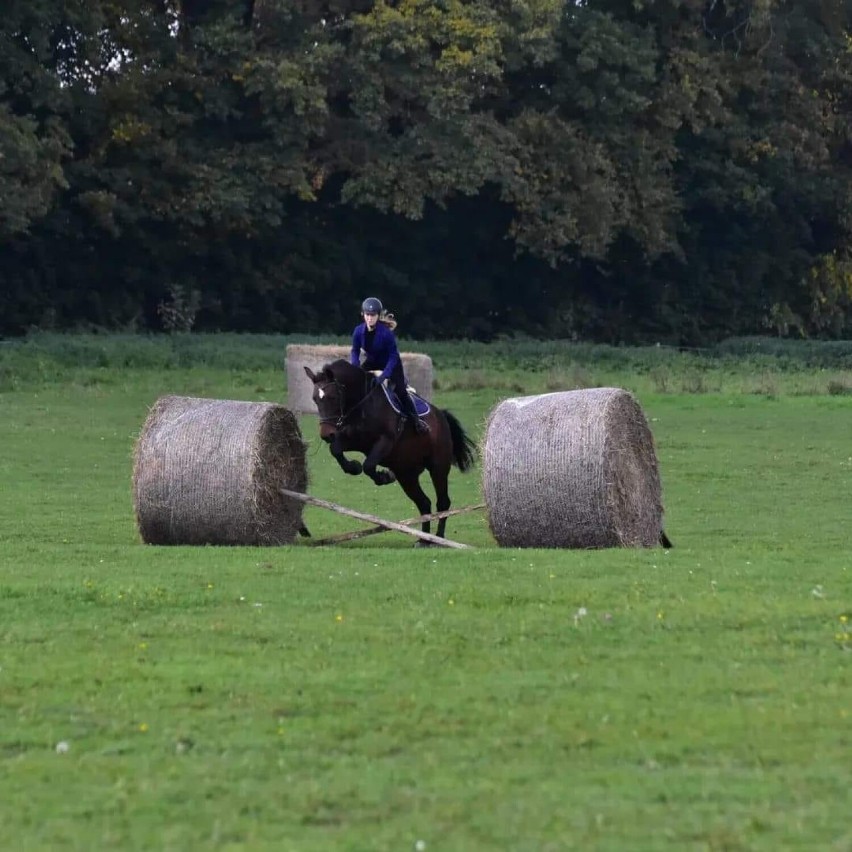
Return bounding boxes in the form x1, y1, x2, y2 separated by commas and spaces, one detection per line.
2, 0, 851, 342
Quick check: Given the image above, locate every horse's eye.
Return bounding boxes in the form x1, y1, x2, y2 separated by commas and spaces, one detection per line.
318, 388, 325, 399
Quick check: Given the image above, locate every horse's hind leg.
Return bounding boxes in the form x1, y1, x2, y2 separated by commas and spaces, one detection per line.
396, 471, 433, 543
427, 463, 451, 539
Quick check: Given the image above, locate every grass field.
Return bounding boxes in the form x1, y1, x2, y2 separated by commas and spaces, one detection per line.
1, 334, 850, 850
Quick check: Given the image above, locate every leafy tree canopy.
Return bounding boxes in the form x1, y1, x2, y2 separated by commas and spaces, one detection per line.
2, 0, 851, 341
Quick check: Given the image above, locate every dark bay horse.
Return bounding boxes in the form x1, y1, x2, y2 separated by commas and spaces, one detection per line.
304, 359, 476, 541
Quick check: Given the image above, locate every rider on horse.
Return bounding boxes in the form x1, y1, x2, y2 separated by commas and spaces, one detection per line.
350, 297, 428, 434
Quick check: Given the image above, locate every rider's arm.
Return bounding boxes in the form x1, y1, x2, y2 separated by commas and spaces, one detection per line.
350, 325, 363, 366
378, 326, 401, 381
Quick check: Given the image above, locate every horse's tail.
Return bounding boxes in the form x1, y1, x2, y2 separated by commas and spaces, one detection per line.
443, 410, 476, 472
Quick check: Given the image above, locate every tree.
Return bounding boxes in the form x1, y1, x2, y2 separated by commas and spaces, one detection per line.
3, 0, 852, 340
0, 1, 76, 238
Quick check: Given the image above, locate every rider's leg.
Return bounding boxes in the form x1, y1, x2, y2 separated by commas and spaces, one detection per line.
389, 364, 428, 433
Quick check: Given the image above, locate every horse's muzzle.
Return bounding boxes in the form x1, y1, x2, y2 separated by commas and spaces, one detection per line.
319, 423, 336, 442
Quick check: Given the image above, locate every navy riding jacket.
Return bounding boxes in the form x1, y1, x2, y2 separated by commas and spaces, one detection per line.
350, 321, 402, 382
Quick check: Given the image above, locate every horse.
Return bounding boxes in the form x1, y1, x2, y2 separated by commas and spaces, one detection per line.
303, 359, 476, 542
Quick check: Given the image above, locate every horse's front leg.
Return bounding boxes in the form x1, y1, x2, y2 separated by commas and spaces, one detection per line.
362, 435, 396, 486
329, 434, 362, 476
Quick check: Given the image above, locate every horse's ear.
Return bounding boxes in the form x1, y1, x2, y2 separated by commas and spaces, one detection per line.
304, 366, 318, 382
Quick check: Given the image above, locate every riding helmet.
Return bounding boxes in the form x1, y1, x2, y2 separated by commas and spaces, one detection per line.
361, 297, 383, 315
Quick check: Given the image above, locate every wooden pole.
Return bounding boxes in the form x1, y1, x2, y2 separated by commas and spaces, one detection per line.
279, 489, 472, 549
310, 503, 485, 547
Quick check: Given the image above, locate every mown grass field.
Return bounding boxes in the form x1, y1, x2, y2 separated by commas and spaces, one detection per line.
1, 334, 850, 851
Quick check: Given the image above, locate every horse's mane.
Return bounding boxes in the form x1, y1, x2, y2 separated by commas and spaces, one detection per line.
324, 358, 364, 383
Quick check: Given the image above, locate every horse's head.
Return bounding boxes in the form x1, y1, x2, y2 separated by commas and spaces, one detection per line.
303, 360, 363, 442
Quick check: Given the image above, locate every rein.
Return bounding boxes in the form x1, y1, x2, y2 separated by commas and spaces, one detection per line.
317, 375, 377, 428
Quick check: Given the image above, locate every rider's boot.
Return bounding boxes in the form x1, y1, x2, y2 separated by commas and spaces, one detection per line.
399, 388, 428, 434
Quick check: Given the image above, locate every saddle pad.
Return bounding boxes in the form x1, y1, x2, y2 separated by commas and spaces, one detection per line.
368, 370, 430, 416
380, 382, 431, 417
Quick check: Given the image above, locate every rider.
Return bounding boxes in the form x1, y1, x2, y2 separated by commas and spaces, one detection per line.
350, 296, 428, 434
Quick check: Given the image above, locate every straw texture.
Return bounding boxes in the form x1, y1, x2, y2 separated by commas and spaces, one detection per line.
133, 396, 308, 545
286, 343, 433, 413
482, 388, 664, 549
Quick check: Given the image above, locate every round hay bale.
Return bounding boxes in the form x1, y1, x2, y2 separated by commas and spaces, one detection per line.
286, 343, 433, 413
133, 396, 308, 546
482, 388, 664, 549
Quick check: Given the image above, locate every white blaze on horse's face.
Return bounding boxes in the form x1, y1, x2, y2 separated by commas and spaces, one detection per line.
314, 380, 339, 442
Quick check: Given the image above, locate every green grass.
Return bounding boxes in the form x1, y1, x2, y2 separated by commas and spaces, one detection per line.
1, 336, 851, 850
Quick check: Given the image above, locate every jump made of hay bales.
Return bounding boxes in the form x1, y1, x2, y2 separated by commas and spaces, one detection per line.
482, 388, 664, 549
133, 396, 308, 546
286, 344, 433, 414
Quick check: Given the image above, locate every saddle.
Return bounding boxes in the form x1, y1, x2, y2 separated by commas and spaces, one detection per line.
368, 371, 431, 417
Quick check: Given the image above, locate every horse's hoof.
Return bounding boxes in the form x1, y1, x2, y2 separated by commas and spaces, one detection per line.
345, 461, 362, 475
383, 471, 396, 485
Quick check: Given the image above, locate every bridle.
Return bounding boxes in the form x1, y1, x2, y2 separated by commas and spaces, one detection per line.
316, 378, 348, 427
315, 375, 377, 428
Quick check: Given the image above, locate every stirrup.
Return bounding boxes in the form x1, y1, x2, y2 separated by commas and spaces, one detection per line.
412, 418, 429, 434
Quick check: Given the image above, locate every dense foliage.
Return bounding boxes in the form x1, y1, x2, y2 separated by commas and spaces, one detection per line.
2, 0, 852, 342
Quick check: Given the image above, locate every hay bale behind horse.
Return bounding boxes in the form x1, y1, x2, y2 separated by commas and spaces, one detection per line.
286, 344, 433, 413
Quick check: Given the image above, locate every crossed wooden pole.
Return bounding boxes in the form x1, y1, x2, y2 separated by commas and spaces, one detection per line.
279, 488, 483, 550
